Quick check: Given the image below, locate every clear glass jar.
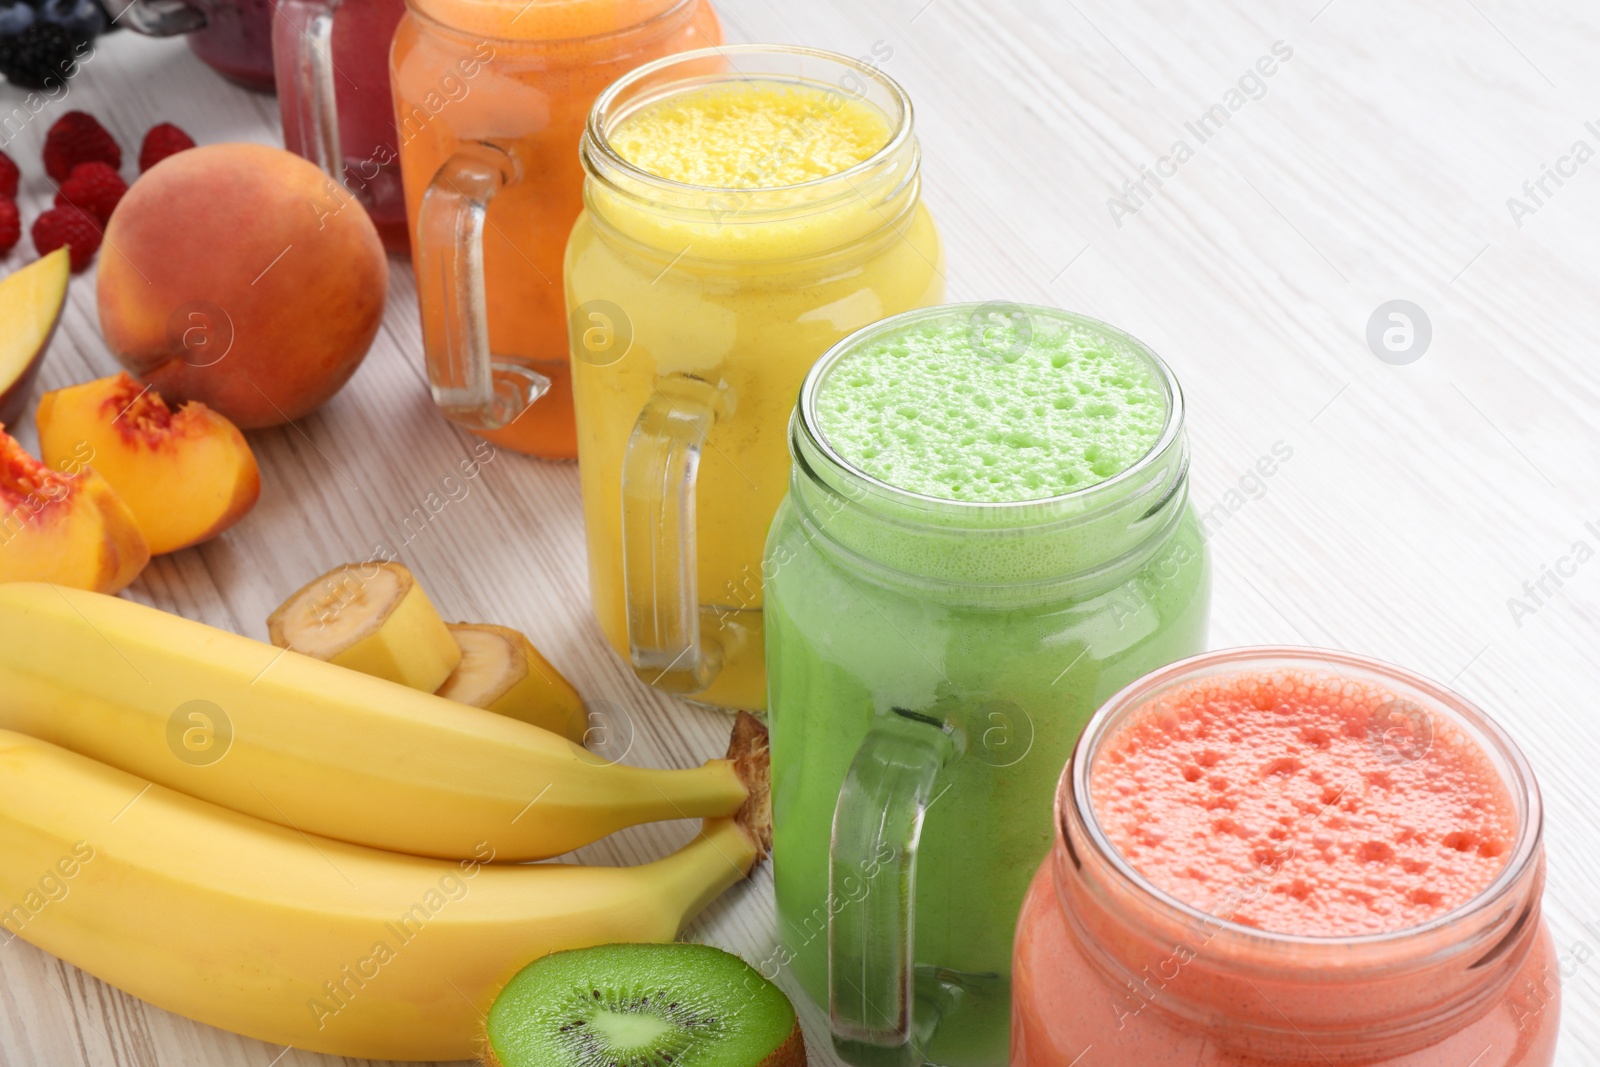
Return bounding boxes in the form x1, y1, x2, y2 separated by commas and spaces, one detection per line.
392, 0, 723, 457
114, 0, 276, 91
275, 0, 409, 252
567, 45, 944, 711
765, 304, 1211, 1067
1013, 648, 1561, 1067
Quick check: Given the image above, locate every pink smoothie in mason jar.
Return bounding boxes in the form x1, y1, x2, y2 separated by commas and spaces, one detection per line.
188, 0, 277, 90
274, 0, 409, 251
1012, 648, 1561, 1066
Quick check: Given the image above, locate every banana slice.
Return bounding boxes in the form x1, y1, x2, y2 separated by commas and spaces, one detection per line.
437, 623, 588, 744
267, 562, 461, 692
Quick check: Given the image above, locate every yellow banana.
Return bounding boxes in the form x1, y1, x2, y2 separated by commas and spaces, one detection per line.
267, 561, 462, 692
437, 623, 589, 743
0, 583, 757, 861
0, 728, 760, 1061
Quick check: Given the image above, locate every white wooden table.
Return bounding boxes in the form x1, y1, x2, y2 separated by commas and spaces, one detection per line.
2, 1, 1598, 1064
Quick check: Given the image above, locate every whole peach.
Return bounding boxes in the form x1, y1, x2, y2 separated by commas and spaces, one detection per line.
97, 143, 387, 428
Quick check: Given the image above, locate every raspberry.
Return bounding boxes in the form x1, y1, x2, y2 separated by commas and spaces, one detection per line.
42, 110, 120, 182
138, 122, 195, 173
54, 160, 125, 223
0, 199, 18, 256
0, 151, 17, 199
31, 204, 100, 272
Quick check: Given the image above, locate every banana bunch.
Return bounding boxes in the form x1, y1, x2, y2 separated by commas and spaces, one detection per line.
0, 581, 771, 1060
0, 582, 757, 860
0, 729, 760, 1059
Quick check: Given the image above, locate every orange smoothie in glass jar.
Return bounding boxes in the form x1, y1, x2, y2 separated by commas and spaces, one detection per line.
1013, 648, 1561, 1067
391, 0, 721, 458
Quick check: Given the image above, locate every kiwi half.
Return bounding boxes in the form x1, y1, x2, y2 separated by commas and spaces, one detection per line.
484, 943, 804, 1067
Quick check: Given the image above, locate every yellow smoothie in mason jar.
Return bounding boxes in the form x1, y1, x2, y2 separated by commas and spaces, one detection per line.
567, 53, 944, 711
611, 82, 892, 186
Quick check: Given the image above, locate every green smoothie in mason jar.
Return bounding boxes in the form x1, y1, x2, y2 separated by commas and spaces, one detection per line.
764, 303, 1211, 1067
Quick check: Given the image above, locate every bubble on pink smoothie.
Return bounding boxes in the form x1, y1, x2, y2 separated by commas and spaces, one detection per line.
815, 309, 1167, 503
1090, 670, 1518, 937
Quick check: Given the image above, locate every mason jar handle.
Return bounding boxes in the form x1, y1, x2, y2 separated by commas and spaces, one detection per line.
621, 375, 723, 695
829, 708, 955, 1065
109, 0, 207, 35
273, 0, 342, 180
416, 142, 551, 431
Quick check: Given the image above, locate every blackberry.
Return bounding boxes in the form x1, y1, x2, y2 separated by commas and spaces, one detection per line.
0, 22, 75, 88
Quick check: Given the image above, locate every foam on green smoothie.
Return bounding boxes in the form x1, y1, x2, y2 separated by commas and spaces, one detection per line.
814, 308, 1169, 503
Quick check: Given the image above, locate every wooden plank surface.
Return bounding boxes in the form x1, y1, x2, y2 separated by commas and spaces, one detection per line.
2, 0, 1599, 1063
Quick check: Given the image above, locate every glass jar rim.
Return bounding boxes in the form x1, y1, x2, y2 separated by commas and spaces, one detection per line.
794, 302, 1187, 525
1062, 645, 1544, 953
584, 42, 916, 199
402, 0, 697, 45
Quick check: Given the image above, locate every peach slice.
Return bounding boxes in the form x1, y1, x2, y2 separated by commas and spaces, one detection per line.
35, 373, 261, 556
0, 249, 70, 428
0, 426, 149, 592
